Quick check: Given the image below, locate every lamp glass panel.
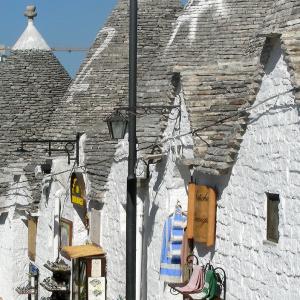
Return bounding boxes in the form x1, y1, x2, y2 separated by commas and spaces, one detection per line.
111, 120, 127, 139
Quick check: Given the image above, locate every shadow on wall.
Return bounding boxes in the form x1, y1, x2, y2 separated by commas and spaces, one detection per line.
193, 170, 231, 201
176, 160, 193, 195
42, 178, 53, 206
260, 37, 282, 75
88, 200, 104, 211
140, 156, 173, 300
249, 36, 299, 124
139, 183, 152, 300
195, 243, 216, 261
152, 157, 168, 195
73, 203, 88, 228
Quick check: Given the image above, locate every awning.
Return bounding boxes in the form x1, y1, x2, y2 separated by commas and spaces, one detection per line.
62, 244, 105, 259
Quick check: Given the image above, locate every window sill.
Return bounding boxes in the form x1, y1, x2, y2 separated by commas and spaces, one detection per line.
263, 239, 278, 247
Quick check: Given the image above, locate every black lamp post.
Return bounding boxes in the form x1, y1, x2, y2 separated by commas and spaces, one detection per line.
127, 0, 137, 298
107, 0, 138, 299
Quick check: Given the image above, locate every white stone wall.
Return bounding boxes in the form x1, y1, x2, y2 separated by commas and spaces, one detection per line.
3, 38, 299, 300
137, 39, 300, 300
35, 153, 89, 298
100, 156, 127, 299
97, 88, 194, 300
0, 171, 33, 300
141, 90, 194, 300
194, 40, 300, 299
0, 207, 29, 300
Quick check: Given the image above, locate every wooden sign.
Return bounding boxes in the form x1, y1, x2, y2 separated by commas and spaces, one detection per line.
187, 184, 217, 247
187, 183, 196, 239
71, 174, 85, 206
28, 217, 38, 261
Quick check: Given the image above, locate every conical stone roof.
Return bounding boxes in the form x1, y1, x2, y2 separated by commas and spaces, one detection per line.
140, 0, 278, 175
48, 0, 183, 202
263, 0, 300, 33
160, 0, 300, 175
0, 6, 71, 202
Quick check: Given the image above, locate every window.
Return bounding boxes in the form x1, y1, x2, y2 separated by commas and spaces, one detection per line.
60, 218, 73, 252
266, 193, 280, 243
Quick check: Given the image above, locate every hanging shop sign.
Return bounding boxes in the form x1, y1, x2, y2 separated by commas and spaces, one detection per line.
71, 173, 86, 206
187, 184, 217, 247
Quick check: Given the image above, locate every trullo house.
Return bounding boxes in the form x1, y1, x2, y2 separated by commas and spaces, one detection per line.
0, 1, 300, 300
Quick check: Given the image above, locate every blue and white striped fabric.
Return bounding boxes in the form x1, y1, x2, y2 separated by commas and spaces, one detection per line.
170, 213, 186, 258
159, 212, 186, 283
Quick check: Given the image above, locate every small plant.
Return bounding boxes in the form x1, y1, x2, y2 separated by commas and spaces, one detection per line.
117, 296, 125, 300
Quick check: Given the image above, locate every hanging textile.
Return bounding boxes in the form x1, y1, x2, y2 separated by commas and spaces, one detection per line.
159, 210, 187, 283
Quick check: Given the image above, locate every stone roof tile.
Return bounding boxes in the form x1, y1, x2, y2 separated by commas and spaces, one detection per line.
0, 50, 71, 200
46, 0, 183, 202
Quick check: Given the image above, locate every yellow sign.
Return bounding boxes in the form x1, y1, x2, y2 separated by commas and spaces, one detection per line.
71, 176, 85, 206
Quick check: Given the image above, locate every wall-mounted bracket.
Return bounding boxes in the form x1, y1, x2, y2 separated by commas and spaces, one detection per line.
17, 133, 81, 165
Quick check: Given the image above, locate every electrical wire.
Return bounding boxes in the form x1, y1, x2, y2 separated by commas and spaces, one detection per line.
0, 87, 298, 195
0, 166, 81, 188
138, 87, 298, 152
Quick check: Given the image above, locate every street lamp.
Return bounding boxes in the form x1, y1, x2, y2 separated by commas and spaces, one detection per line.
127, 0, 137, 299
105, 111, 128, 140
105, 0, 137, 298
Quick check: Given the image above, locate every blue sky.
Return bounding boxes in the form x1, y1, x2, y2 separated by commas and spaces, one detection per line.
0, 1, 118, 77
0, 0, 187, 77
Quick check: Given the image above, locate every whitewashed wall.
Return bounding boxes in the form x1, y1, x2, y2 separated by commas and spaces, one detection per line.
96, 87, 194, 300
4, 38, 299, 300
0, 207, 28, 300
0, 170, 32, 300
142, 90, 194, 300
137, 39, 300, 300
35, 141, 89, 298
194, 40, 300, 300
35, 157, 74, 299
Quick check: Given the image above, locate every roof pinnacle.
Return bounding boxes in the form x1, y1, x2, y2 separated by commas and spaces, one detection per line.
12, 5, 50, 50
24, 5, 37, 22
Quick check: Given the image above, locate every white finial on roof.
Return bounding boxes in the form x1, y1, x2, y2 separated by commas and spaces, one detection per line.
12, 5, 51, 51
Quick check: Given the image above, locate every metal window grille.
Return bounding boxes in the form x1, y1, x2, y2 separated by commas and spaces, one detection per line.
266, 193, 280, 243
